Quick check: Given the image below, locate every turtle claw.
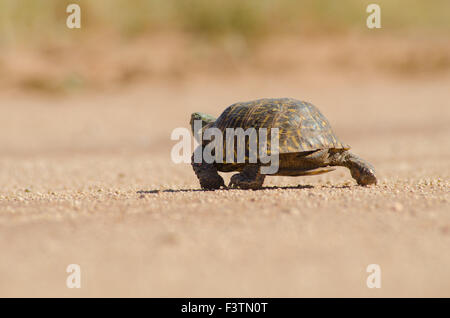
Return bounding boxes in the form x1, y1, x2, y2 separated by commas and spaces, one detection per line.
229, 173, 264, 190
346, 153, 377, 186
192, 151, 226, 190
350, 166, 377, 186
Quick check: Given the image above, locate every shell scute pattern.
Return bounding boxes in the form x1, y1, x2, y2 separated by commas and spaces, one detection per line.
212, 98, 349, 162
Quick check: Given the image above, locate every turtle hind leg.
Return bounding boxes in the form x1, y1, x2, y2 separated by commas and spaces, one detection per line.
191, 151, 225, 190
229, 165, 265, 190
329, 150, 377, 186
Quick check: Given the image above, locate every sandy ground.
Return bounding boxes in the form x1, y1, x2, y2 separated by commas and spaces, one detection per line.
1, 47, 450, 297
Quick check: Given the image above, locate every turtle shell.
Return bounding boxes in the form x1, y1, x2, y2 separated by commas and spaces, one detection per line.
212, 98, 349, 158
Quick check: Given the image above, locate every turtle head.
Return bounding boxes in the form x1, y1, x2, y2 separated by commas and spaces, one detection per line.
190, 112, 216, 136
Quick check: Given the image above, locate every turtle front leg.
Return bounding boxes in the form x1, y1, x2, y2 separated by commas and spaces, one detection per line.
191, 151, 225, 190
229, 165, 266, 190
330, 150, 377, 186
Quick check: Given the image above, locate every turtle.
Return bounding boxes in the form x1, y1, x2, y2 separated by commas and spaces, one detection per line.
190, 98, 377, 190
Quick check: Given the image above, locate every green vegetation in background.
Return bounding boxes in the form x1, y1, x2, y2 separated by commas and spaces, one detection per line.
1, 0, 449, 45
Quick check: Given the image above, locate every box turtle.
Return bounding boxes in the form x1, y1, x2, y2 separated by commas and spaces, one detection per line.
190, 98, 377, 190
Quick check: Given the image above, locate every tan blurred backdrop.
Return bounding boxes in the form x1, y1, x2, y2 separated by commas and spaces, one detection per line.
0, 0, 449, 297
1, 0, 449, 94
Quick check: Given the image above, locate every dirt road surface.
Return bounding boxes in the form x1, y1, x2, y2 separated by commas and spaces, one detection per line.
1, 65, 449, 297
